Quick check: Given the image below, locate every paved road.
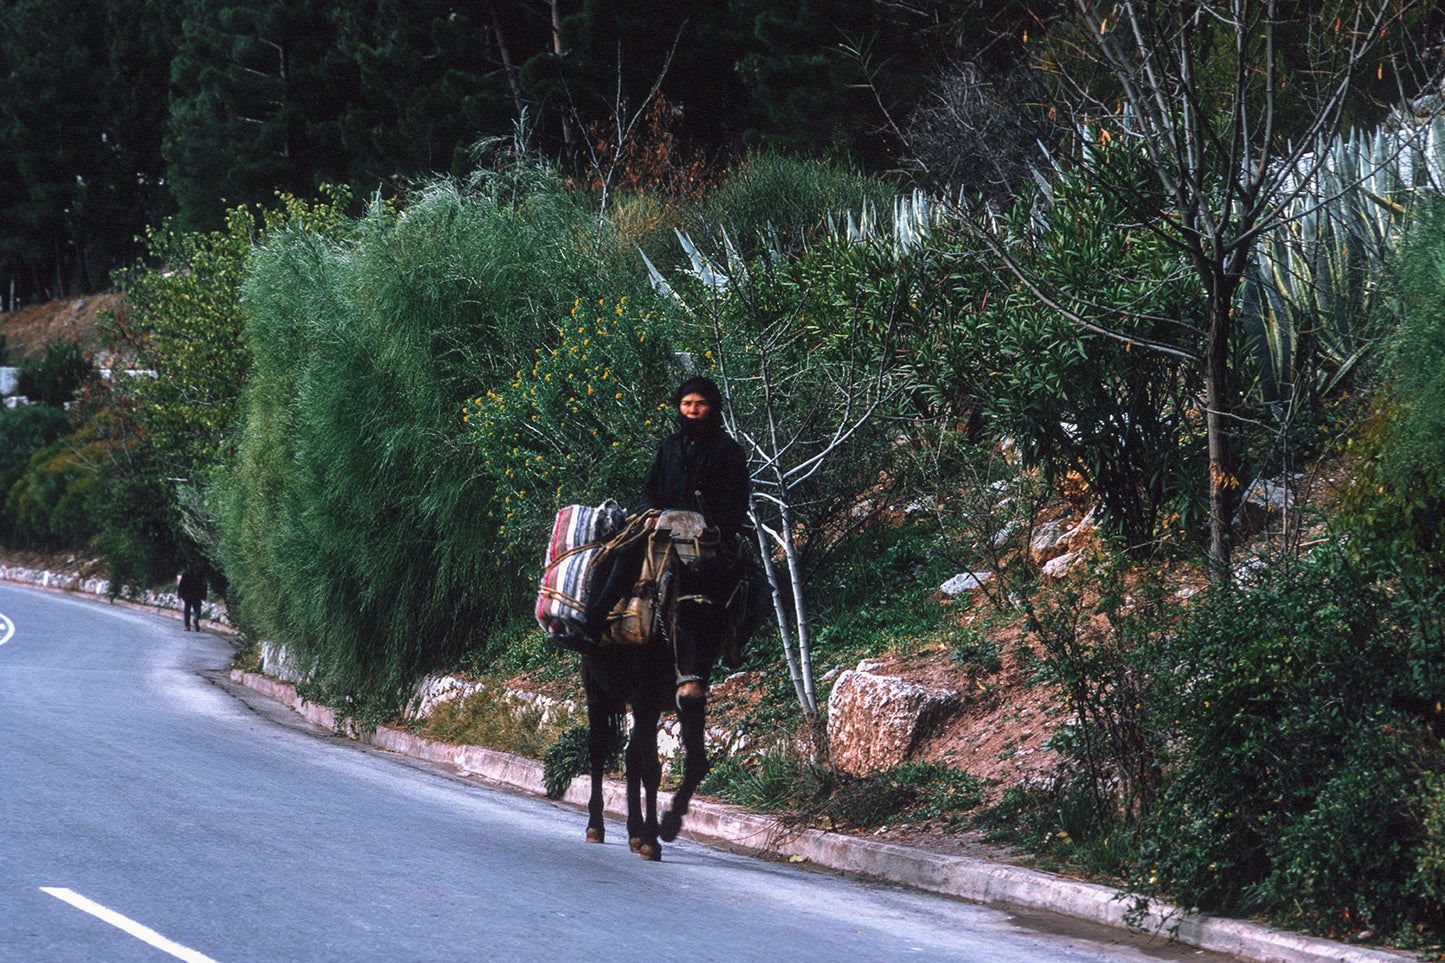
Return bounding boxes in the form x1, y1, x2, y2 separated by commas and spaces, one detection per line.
0, 583, 1233, 962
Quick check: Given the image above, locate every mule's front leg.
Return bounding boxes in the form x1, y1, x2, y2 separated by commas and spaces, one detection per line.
660, 691, 709, 842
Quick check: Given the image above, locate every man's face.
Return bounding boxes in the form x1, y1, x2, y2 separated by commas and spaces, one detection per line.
679, 392, 711, 421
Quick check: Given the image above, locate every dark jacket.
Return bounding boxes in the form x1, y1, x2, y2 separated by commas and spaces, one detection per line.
638, 426, 750, 538
177, 570, 206, 602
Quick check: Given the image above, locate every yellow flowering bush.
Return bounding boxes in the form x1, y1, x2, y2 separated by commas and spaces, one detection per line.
463, 295, 675, 556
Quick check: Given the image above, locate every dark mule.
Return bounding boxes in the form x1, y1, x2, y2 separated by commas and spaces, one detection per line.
579, 595, 716, 861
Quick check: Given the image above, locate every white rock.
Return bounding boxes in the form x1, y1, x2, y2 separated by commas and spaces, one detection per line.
940, 571, 992, 595
1041, 551, 1079, 579
826, 668, 959, 776
1029, 519, 1071, 564
990, 520, 1022, 548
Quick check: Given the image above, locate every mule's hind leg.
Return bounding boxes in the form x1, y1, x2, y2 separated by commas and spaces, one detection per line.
661, 590, 718, 843
584, 693, 618, 844
628, 704, 664, 860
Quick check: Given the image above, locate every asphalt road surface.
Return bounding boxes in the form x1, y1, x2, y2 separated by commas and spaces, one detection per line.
0, 583, 1238, 962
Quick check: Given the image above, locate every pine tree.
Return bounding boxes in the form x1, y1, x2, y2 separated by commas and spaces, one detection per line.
166, 0, 356, 231
0, 0, 172, 300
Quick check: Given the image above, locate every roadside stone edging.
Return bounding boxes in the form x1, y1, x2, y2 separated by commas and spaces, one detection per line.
228, 668, 1415, 963
0, 564, 229, 626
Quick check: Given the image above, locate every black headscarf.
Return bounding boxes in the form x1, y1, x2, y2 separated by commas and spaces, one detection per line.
672, 375, 725, 435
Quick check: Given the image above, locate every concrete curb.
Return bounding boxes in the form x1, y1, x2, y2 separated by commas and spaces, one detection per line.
229, 668, 1415, 963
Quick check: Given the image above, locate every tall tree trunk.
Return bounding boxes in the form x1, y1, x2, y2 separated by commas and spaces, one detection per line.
1205, 294, 1237, 578
543, 0, 575, 152
489, 7, 526, 120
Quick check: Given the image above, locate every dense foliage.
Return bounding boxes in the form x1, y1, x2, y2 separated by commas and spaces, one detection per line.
1372, 196, 1445, 565
13, 341, 95, 410
0, 0, 1043, 308
917, 144, 1212, 550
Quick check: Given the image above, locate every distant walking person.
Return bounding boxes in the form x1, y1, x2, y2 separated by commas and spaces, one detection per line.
178, 568, 206, 631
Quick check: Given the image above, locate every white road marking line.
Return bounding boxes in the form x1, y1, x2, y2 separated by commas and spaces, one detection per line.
0, 612, 12, 646
41, 888, 223, 963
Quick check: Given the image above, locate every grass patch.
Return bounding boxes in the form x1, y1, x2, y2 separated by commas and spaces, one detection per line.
974, 782, 1139, 880
416, 683, 578, 759
701, 751, 989, 834
231, 640, 263, 673
699, 745, 837, 813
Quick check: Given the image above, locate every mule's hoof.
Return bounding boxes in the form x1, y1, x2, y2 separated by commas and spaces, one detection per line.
638, 842, 662, 861
629, 836, 643, 853
660, 810, 683, 842
586, 827, 605, 844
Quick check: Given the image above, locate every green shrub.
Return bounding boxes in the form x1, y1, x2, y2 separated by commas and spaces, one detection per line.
702, 152, 897, 256
220, 155, 657, 716
976, 780, 1140, 879
1134, 545, 1445, 939
461, 293, 677, 572
14, 340, 95, 408
1362, 195, 1445, 564
698, 744, 836, 813
0, 404, 72, 477
2, 426, 105, 549
808, 522, 961, 658
950, 629, 1002, 674
89, 464, 182, 595
1017, 547, 1178, 825
542, 723, 624, 800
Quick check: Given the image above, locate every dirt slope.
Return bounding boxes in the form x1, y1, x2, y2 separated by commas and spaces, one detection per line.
0, 294, 120, 362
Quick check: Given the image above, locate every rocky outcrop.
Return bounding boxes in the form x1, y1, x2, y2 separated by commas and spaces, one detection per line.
940, 571, 991, 595
1027, 508, 1097, 578
826, 663, 959, 776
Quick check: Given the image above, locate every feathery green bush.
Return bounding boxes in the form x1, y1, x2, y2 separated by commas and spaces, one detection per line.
220, 157, 658, 714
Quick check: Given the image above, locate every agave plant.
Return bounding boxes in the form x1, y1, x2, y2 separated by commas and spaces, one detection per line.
1240, 115, 1445, 410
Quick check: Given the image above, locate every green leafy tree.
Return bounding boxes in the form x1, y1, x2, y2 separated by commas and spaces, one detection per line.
166, 0, 366, 231
531, 0, 751, 160
106, 190, 351, 482
328, 1, 521, 190
918, 144, 1210, 550
93, 190, 350, 592
954, 0, 1430, 575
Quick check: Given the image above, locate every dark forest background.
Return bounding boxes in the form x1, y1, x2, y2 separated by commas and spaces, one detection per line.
0, 0, 1051, 307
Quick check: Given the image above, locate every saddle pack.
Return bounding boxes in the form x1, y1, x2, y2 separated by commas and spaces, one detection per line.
600, 509, 717, 647
534, 499, 626, 631
537, 501, 744, 652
